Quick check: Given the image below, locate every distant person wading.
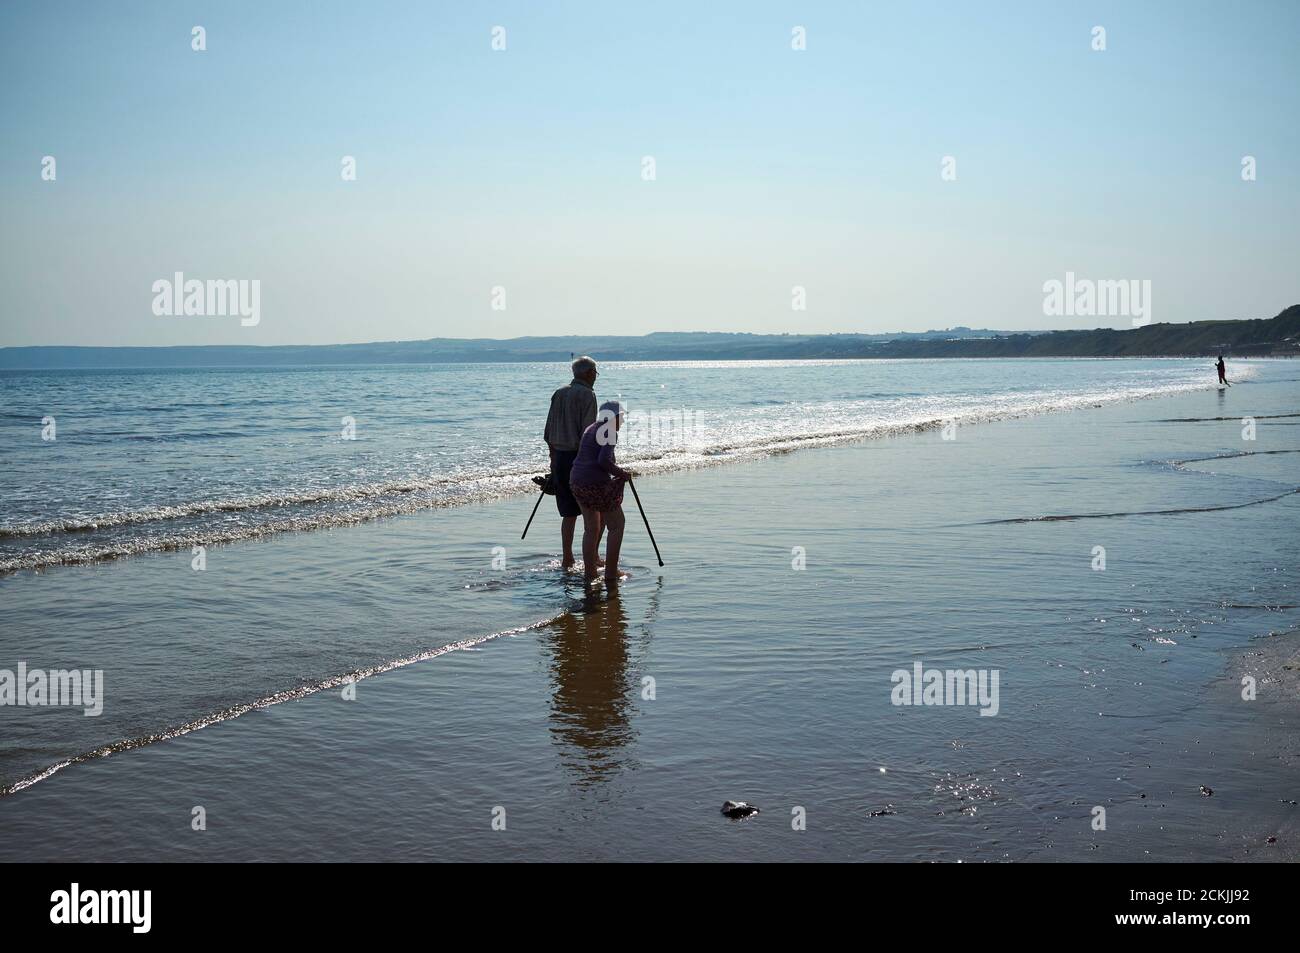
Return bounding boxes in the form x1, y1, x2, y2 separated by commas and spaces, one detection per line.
544, 356, 599, 568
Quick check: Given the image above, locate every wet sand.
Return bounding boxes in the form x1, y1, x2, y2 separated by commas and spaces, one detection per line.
2, 368, 1297, 861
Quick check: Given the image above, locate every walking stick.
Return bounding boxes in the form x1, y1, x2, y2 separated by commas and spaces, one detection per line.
626, 477, 664, 567
520, 488, 545, 540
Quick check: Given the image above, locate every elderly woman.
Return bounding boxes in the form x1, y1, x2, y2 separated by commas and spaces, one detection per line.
569, 400, 635, 586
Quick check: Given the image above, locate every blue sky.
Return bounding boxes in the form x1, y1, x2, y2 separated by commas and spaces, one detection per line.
1, 0, 1297, 346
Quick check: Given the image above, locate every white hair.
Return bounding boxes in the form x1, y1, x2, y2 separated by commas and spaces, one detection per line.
572, 355, 597, 376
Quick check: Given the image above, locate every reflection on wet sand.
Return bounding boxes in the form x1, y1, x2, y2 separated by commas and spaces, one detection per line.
543, 592, 637, 786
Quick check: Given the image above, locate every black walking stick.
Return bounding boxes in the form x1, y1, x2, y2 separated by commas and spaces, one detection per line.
521, 474, 554, 540
626, 477, 664, 567
520, 488, 545, 539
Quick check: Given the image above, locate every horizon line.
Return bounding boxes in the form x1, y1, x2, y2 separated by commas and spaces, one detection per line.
5, 310, 1290, 353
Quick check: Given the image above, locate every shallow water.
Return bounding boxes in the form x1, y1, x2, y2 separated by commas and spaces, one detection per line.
0, 359, 1296, 861
0, 358, 1249, 572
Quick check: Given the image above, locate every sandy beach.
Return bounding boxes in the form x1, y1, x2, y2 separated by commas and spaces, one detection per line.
2, 364, 1296, 862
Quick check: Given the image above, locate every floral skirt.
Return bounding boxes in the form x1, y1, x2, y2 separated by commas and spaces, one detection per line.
570, 478, 624, 514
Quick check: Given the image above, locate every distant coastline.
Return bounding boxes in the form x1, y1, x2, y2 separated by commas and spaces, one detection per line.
2, 305, 1295, 369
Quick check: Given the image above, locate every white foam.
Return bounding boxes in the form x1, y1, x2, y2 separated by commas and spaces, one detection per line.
0, 364, 1258, 574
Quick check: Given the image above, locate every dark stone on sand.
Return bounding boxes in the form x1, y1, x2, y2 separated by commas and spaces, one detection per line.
721, 800, 760, 819
868, 805, 897, 817
1199, 785, 1213, 797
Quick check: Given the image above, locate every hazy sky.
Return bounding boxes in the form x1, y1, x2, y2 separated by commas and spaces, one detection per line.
1, 1, 1297, 347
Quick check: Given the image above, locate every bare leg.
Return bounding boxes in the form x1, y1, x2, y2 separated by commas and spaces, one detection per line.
560, 515, 578, 569
579, 505, 603, 583
603, 504, 626, 589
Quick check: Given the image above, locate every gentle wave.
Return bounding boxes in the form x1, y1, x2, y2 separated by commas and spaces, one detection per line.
1156, 413, 1300, 422
977, 487, 1300, 525
1171, 449, 1300, 466
0, 615, 562, 798
0, 371, 1254, 574
977, 445, 1300, 524
0, 470, 543, 538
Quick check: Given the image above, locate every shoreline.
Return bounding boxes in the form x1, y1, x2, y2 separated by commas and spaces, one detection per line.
0, 360, 1264, 576
2, 368, 1297, 860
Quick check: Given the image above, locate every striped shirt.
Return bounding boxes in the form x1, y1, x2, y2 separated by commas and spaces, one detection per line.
544, 379, 597, 452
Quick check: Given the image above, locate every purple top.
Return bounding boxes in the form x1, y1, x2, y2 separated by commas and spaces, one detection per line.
569, 421, 629, 486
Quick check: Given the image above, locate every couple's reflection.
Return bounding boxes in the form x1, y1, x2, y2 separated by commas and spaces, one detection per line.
544, 590, 637, 787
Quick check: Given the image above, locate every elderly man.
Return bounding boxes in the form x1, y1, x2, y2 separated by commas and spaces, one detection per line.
544, 355, 599, 568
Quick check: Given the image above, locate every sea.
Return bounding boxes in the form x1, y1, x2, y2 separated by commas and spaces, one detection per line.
2, 357, 1297, 861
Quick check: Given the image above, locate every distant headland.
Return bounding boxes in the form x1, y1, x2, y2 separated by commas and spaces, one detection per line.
2, 306, 1296, 369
